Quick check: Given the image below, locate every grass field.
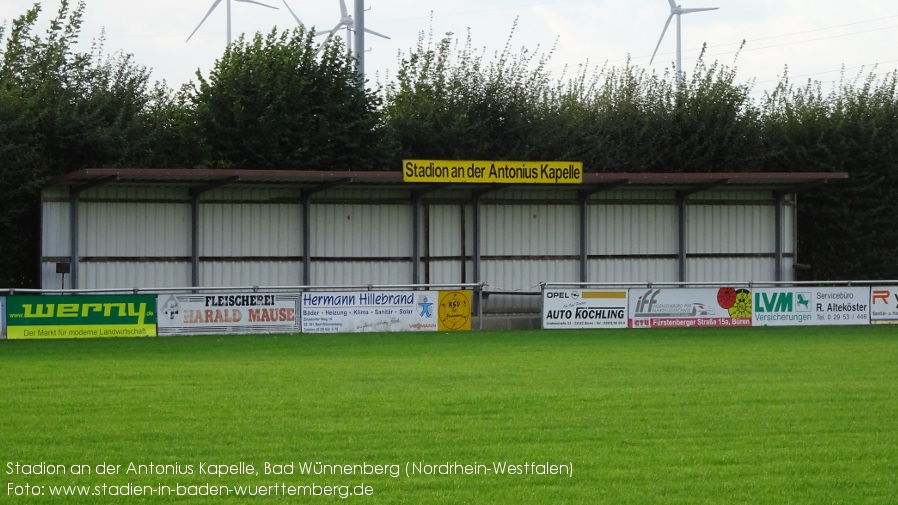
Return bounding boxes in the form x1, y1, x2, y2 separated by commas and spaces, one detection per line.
1, 326, 897, 504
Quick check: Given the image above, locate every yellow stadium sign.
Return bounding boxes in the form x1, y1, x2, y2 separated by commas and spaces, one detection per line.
403, 160, 583, 184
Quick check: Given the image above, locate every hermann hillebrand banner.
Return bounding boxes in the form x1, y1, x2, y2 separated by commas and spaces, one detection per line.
302, 291, 471, 333
5, 295, 157, 339
157, 293, 301, 336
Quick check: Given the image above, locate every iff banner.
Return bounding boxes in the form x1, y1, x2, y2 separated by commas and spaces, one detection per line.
628, 287, 753, 329
6, 295, 157, 339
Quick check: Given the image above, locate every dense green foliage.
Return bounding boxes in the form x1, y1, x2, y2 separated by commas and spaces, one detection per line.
762, 75, 898, 278
0, 1, 167, 286
2, 3, 897, 285
2, 327, 897, 503
190, 27, 389, 170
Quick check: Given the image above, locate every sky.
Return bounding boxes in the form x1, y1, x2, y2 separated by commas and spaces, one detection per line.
1, 0, 896, 100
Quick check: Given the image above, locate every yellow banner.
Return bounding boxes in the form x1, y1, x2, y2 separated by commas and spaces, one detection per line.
7, 324, 157, 339
438, 291, 473, 331
583, 291, 627, 299
403, 160, 583, 184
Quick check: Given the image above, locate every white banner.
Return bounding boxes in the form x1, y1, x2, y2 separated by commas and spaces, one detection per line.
870, 287, 898, 324
301, 291, 439, 333
752, 287, 870, 326
542, 289, 628, 329
628, 287, 753, 329
157, 293, 300, 335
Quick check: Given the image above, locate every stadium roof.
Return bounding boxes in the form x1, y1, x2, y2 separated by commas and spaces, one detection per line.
48, 168, 849, 194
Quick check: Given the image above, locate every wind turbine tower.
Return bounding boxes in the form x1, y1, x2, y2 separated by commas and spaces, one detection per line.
650, 0, 718, 88
317, 0, 390, 76
188, 0, 280, 46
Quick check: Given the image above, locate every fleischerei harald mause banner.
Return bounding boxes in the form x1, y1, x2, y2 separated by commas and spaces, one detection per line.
157, 293, 300, 335
5, 295, 157, 339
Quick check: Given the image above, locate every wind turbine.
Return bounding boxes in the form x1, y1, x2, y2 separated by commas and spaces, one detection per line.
284, 0, 331, 55
187, 0, 280, 46
282, 0, 305, 29
650, 0, 718, 87
317, 0, 390, 55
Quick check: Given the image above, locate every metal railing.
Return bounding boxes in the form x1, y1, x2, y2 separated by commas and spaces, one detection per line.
0, 283, 488, 329
541, 280, 898, 289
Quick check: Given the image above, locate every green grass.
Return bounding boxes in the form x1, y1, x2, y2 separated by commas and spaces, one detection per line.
1, 326, 897, 504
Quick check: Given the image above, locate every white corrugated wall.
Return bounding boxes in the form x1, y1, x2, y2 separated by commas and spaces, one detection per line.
77, 186, 191, 288
425, 204, 470, 285
199, 188, 302, 286
473, 190, 574, 311
310, 202, 413, 285
41, 184, 797, 297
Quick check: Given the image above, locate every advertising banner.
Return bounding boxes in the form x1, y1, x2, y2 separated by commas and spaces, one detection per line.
5, 295, 157, 339
868, 287, 898, 324
1, 297, 6, 339
628, 287, 753, 329
752, 287, 870, 326
157, 293, 300, 335
542, 289, 628, 329
302, 290, 446, 333
437, 290, 473, 331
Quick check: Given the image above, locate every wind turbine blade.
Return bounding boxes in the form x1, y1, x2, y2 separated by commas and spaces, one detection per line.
338, 0, 349, 18
316, 32, 336, 54
650, 14, 674, 64
680, 7, 718, 14
364, 28, 390, 40
235, 0, 279, 9
316, 22, 344, 37
282, 0, 304, 26
187, 0, 222, 42
667, 0, 677, 9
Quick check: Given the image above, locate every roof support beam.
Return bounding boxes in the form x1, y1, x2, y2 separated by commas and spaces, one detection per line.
190, 177, 240, 288
579, 180, 631, 283
301, 178, 352, 285
68, 176, 117, 289
411, 186, 444, 285
677, 193, 688, 282
771, 181, 825, 282
775, 193, 785, 281
470, 186, 508, 315
675, 180, 729, 282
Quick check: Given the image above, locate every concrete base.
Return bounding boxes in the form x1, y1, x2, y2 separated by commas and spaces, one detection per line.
472, 314, 541, 331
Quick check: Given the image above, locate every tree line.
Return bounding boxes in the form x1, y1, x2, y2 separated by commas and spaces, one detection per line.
2, 1, 896, 286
